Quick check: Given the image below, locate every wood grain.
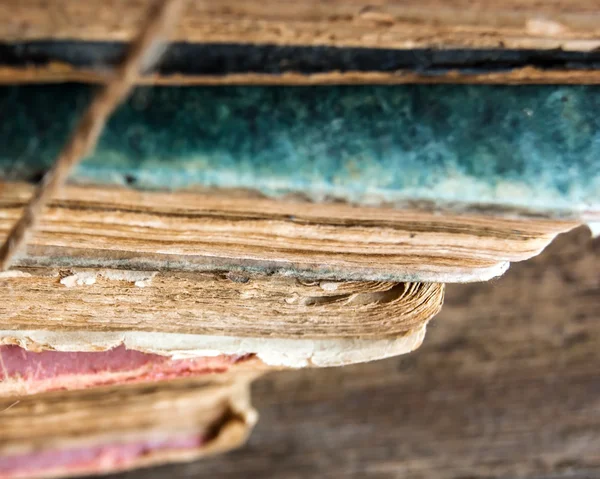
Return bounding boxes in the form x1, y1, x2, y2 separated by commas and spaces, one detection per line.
105, 226, 600, 479
2, 0, 599, 51
0, 182, 579, 283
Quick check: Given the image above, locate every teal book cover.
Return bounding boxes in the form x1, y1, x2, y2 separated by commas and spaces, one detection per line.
1, 84, 598, 219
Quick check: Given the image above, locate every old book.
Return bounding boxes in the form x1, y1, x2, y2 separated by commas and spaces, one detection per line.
1, 21, 597, 407
0, 272, 442, 395
0, 85, 594, 283
0, 375, 258, 479
0, 82, 595, 396
0, 6, 596, 479
1, 0, 600, 84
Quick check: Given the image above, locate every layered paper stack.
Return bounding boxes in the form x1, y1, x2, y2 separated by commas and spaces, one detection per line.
0, 376, 258, 479
1, 0, 599, 477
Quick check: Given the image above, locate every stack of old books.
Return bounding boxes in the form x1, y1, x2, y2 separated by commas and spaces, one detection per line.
1, 1, 598, 477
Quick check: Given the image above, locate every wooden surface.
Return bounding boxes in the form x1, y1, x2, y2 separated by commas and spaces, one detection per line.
106, 226, 600, 478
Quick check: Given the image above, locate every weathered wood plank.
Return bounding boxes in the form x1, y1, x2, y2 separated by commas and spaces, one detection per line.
105, 226, 600, 478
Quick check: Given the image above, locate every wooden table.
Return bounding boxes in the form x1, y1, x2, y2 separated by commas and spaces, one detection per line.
105, 226, 600, 479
